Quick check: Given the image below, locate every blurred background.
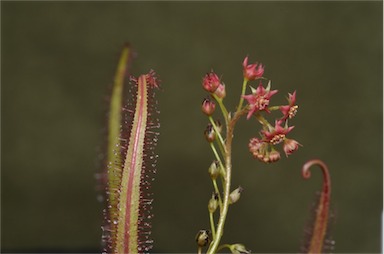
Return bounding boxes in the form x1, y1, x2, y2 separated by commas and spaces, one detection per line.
2, 1, 382, 253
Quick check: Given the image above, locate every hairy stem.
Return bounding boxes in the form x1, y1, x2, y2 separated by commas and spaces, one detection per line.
207, 108, 247, 254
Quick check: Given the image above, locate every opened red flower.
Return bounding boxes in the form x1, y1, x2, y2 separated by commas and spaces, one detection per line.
262, 120, 294, 145
242, 82, 278, 119
243, 56, 264, 81
280, 91, 298, 122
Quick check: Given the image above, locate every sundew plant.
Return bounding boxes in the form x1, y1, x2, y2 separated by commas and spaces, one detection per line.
99, 44, 333, 254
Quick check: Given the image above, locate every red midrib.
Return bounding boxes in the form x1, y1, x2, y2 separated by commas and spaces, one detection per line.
124, 75, 146, 253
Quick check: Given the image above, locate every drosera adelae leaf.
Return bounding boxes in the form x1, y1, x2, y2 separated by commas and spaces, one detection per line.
115, 71, 160, 254
300, 159, 334, 254
100, 43, 134, 253
101, 43, 160, 254
109, 43, 134, 250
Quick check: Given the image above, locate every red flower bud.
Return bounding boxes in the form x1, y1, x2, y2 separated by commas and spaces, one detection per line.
201, 98, 216, 116
202, 71, 221, 93
243, 56, 264, 81
214, 83, 226, 99
268, 150, 281, 163
283, 138, 301, 157
204, 124, 216, 143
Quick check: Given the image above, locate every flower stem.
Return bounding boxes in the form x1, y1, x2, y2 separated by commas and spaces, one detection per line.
268, 105, 280, 111
236, 78, 248, 113
209, 116, 226, 154
210, 143, 224, 169
209, 212, 216, 239
207, 108, 247, 254
217, 244, 231, 252
209, 143, 227, 180
212, 179, 223, 211
255, 112, 272, 128
212, 94, 229, 125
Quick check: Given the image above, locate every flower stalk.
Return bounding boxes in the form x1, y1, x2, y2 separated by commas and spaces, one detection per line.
237, 78, 248, 112
207, 107, 247, 254
199, 56, 302, 254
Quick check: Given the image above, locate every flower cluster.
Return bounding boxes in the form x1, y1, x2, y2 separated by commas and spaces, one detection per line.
200, 56, 301, 164
249, 121, 301, 163
242, 57, 301, 163
197, 55, 302, 254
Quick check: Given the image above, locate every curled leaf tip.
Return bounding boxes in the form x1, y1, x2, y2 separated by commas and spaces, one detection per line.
302, 159, 331, 193
301, 159, 332, 253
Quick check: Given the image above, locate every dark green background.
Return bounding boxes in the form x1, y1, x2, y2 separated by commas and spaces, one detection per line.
2, 1, 382, 253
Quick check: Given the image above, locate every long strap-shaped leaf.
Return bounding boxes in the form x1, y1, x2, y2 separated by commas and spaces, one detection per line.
103, 44, 159, 254
107, 45, 132, 245
116, 74, 153, 254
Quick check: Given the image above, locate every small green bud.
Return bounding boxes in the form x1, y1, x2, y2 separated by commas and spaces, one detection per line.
195, 229, 211, 247
230, 244, 251, 254
229, 186, 244, 204
208, 192, 219, 213
208, 161, 220, 179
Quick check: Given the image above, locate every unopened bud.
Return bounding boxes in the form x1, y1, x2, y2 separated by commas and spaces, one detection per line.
208, 193, 219, 213
229, 186, 244, 204
204, 124, 216, 143
202, 71, 221, 93
263, 156, 270, 163
283, 138, 301, 157
201, 98, 216, 116
208, 161, 220, 179
195, 229, 211, 247
214, 83, 226, 99
268, 150, 281, 163
230, 244, 251, 254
